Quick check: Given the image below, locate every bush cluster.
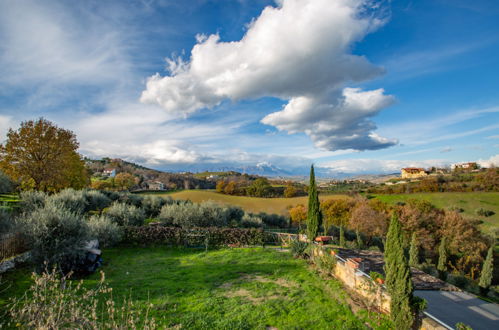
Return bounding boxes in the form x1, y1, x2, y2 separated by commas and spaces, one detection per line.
88, 215, 123, 248
123, 226, 269, 247
19, 203, 91, 272
13, 188, 286, 272
104, 202, 145, 226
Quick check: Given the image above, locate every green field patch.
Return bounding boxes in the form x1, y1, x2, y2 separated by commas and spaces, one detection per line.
142, 189, 348, 215
0, 247, 390, 329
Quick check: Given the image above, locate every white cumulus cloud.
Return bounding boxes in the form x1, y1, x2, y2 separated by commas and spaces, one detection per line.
140, 0, 396, 151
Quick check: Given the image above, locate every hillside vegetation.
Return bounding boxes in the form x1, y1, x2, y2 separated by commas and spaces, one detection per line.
373, 192, 499, 232
148, 190, 349, 215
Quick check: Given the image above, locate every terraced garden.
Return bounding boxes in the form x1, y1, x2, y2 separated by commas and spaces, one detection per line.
0, 247, 391, 329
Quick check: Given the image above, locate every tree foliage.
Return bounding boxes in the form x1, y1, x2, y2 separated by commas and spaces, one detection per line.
306, 165, 322, 240
409, 232, 419, 267
321, 198, 351, 233
0, 119, 88, 192
339, 225, 345, 247
437, 237, 448, 273
349, 200, 388, 241
283, 184, 297, 198
18, 203, 90, 272
114, 173, 137, 191
384, 215, 414, 329
478, 246, 494, 289
289, 204, 307, 228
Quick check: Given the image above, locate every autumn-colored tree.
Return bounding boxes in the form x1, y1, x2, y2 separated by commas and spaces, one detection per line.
216, 180, 226, 193
91, 179, 113, 190
321, 198, 351, 233
114, 173, 136, 191
283, 184, 297, 198
246, 178, 272, 197
289, 204, 307, 229
397, 199, 444, 253
440, 211, 488, 276
0, 118, 88, 192
349, 201, 388, 240
224, 181, 237, 195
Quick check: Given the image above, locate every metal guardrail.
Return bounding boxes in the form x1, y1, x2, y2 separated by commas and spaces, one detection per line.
423, 311, 454, 330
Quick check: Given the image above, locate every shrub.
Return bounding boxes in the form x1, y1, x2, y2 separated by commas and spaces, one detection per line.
124, 226, 267, 247
101, 190, 121, 202
0, 171, 14, 194
226, 206, 245, 223
19, 191, 47, 213
314, 253, 336, 275
18, 203, 90, 272
158, 201, 229, 228
369, 271, 384, 281
475, 208, 495, 217
118, 193, 144, 207
47, 188, 87, 214
257, 212, 289, 228
290, 240, 308, 258
446, 274, 470, 288
141, 195, 172, 218
240, 213, 263, 228
104, 202, 145, 226
88, 215, 123, 248
447, 206, 464, 213
5, 270, 156, 329
83, 190, 112, 212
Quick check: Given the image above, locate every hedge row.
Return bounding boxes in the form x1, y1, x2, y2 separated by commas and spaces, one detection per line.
123, 226, 275, 247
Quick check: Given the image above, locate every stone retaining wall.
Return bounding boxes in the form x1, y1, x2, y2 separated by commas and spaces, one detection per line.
311, 245, 391, 313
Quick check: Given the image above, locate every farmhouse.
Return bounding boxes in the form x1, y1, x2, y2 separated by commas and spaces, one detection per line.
453, 162, 479, 171
147, 181, 165, 190
401, 167, 428, 179
102, 168, 116, 177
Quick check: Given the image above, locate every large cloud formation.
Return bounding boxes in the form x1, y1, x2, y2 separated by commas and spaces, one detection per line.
141, 0, 397, 151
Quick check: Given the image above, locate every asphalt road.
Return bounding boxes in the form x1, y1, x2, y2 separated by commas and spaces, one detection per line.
415, 290, 499, 330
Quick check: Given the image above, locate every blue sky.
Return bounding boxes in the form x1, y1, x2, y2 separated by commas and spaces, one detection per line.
0, 0, 498, 176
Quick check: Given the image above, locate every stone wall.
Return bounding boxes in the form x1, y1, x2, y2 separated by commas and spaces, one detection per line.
311, 245, 391, 313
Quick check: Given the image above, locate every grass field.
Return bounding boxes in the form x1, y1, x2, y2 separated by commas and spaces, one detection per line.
0, 247, 390, 329
147, 190, 348, 215
373, 192, 499, 232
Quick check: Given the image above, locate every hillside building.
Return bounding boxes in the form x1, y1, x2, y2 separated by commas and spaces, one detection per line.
401, 168, 428, 179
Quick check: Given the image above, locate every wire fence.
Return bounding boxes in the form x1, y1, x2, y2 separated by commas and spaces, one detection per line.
0, 232, 29, 262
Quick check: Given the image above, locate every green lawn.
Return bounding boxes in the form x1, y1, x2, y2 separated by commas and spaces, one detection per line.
373, 192, 499, 233
145, 190, 348, 215
1, 247, 390, 329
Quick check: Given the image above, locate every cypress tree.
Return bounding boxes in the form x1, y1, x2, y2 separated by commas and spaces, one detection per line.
306, 165, 322, 241
437, 237, 447, 273
339, 225, 345, 247
356, 230, 363, 250
409, 232, 419, 267
479, 246, 494, 290
384, 215, 414, 329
